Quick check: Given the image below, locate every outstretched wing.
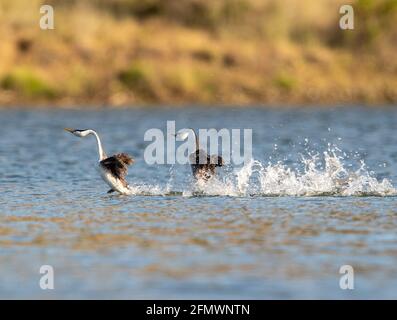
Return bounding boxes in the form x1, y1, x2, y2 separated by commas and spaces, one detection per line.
114, 153, 134, 166
189, 149, 223, 167
100, 153, 134, 187
188, 150, 223, 181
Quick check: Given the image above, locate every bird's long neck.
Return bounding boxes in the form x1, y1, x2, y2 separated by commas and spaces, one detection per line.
190, 128, 199, 151
88, 130, 107, 161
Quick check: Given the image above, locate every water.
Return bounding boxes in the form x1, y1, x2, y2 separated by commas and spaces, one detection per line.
0, 107, 397, 299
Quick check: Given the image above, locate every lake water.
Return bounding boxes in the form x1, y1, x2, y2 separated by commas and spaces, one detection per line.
0, 107, 396, 299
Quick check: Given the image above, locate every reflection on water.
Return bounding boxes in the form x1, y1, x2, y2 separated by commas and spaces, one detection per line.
0, 107, 397, 298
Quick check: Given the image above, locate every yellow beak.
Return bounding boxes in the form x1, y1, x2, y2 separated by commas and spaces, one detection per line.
64, 128, 74, 133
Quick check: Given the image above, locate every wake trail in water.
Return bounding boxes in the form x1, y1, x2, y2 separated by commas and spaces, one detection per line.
123, 149, 396, 198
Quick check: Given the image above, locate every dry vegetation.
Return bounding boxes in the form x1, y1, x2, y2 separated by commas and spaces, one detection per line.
0, 0, 396, 107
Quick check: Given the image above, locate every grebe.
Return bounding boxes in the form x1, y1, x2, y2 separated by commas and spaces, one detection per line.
175, 128, 223, 181
64, 128, 134, 195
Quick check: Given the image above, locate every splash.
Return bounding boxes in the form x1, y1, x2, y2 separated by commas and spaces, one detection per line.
254, 152, 395, 197
188, 151, 395, 197
123, 148, 396, 198
125, 183, 166, 196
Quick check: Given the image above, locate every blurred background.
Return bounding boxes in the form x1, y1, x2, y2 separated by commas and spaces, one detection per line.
0, 0, 396, 107
2, 1, 397, 299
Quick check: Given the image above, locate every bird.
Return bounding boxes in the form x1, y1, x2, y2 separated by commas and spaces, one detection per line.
175, 128, 224, 181
64, 128, 134, 195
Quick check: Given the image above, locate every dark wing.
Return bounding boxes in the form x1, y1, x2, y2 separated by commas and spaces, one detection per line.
114, 153, 134, 166
100, 153, 134, 187
189, 149, 208, 165
188, 150, 223, 181
208, 154, 224, 167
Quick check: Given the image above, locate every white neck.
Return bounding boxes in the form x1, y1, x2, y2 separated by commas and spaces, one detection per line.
188, 128, 199, 150
88, 130, 107, 161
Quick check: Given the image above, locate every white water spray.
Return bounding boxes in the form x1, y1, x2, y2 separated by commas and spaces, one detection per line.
120, 146, 396, 197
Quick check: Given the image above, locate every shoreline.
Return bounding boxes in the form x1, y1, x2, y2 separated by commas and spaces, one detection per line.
1, 1, 396, 108
1, 103, 396, 111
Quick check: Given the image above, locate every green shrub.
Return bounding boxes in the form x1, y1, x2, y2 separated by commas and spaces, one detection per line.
1, 69, 57, 99
273, 74, 296, 92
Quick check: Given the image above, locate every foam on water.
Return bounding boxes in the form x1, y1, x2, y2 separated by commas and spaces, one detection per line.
123, 147, 396, 198
125, 183, 166, 196
255, 152, 395, 196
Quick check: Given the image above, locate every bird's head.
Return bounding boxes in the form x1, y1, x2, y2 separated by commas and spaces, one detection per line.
64, 128, 91, 137
174, 128, 192, 141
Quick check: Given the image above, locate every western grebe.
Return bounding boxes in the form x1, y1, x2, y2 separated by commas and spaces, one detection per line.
175, 128, 224, 181
64, 128, 134, 195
